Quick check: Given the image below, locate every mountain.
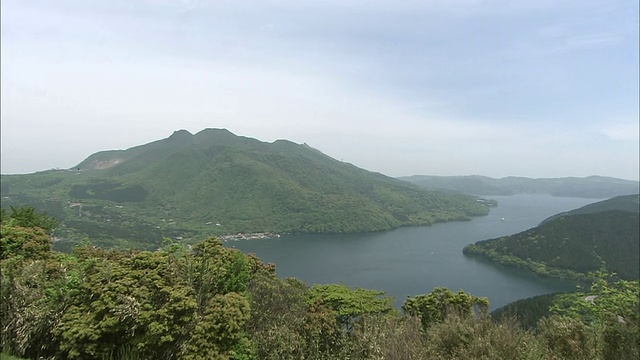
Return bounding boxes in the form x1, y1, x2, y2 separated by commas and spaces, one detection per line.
464, 195, 640, 280
540, 194, 639, 225
399, 175, 639, 198
1, 128, 490, 250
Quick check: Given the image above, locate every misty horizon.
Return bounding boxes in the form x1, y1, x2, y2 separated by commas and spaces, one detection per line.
1, 1, 638, 180
2, 127, 639, 183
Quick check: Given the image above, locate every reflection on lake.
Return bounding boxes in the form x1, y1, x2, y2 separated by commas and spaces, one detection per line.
226, 195, 601, 310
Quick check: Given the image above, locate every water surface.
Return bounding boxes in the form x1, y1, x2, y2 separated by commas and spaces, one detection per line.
227, 195, 601, 310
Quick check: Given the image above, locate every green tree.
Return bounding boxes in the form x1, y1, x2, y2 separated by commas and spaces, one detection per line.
308, 284, 395, 330
246, 274, 309, 359
423, 314, 546, 360
550, 274, 640, 360
182, 292, 251, 360
0, 232, 75, 358
403, 287, 489, 331
537, 315, 598, 359
1, 225, 52, 260
1, 206, 58, 234
1, 206, 58, 261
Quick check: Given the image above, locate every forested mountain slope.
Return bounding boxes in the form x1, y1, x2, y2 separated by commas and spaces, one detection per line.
399, 175, 639, 198
464, 205, 640, 280
1, 129, 489, 250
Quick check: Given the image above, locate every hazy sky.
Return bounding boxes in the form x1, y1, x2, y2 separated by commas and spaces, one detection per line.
2, 0, 639, 180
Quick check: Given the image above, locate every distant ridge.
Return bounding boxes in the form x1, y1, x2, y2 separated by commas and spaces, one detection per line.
398, 175, 639, 198
540, 194, 639, 225
1, 128, 490, 250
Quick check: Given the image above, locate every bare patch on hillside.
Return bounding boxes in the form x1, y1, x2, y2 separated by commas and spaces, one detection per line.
88, 158, 125, 169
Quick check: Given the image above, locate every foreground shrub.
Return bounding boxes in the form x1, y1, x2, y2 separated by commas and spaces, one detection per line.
423, 314, 546, 360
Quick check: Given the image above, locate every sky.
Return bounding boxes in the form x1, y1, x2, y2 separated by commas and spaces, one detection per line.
1, 0, 639, 180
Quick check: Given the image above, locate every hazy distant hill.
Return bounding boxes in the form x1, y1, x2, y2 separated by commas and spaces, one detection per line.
540, 194, 639, 225
1, 128, 489, 250
399, 175, 639, 198
464, 195, 640, 280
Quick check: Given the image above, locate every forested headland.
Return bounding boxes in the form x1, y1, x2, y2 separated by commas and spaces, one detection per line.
464, 195, 640, 281
1, 207, 638, 360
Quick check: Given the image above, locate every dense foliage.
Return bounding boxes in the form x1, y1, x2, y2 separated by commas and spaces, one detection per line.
403, 287, 489, 331
464, 210, 640, 280
0, 128, 489, 250
492, 274, 640, 359
2, 208, 638, 359
491, 293, 560, 330
0, 206, 58, 234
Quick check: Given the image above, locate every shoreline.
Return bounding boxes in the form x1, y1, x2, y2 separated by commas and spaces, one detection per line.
220, 232, 281, 242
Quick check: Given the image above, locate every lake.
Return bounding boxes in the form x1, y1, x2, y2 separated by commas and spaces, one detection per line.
225, 195, 602, 310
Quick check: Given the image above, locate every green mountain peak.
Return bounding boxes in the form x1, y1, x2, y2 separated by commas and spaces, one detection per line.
1, 129, 490, 250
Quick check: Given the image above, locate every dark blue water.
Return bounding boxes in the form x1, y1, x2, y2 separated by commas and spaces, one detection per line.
226, 195, 601, 310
